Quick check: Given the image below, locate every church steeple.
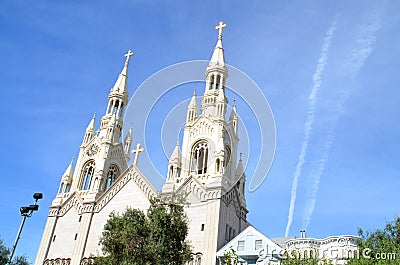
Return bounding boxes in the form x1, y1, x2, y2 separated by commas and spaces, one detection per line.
169, 21, 240, 190
98, 50, 133, 141
209, 21, 227, 68
201, 22, 228, 117
69, 50, 134, 200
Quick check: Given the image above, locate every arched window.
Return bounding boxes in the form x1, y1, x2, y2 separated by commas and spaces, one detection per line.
58, 183, 64, 194
191, 141, 208, 174
216, 158, 221, 173
65, 184, 70, 193
168, 165, 174, 179
105, 165, 119, 190
113, 100, 119, 114
81, 161, 95, 190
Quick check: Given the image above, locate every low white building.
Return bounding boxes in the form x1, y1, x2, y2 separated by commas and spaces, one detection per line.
286, 235, 359, 264
217, 227, 359, 265
216, 226, 283, 264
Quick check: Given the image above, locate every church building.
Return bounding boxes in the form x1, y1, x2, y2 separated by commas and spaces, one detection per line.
34, 22, 250, 265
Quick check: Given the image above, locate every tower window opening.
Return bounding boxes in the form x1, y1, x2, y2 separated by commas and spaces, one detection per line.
191, 141, 208, 174
81, 161, 95, 190
113, 100, 120, 114
168, 166, 174, 179
119, 102, 124, 116
65, 184, 70, 193
58, 183, 64, 194
216, 158, 220, 173
124, 141, 130, 152
106, 165, 119, 190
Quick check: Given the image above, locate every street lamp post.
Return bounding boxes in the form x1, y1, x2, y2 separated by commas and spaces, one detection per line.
8, 193, 43, 264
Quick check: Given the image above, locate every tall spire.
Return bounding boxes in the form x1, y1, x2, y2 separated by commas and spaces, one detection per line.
111, 50, 133, 94
99, 50, 133, 140
209, 22, 227, 68
202, 22, 229, 117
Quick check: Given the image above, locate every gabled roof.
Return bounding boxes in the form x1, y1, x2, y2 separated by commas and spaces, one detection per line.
216, 226, 283, 257
271, 236, 295, 248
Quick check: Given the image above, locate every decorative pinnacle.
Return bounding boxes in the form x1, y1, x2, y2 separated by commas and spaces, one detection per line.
124, 50, 134, 64
240, 152, 243, 160
215, 21, 227, 40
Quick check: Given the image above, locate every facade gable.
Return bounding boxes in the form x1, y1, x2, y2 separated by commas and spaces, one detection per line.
217, 226, 283, 265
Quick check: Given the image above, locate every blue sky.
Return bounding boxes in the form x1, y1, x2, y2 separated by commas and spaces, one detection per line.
1, 0, 399, 262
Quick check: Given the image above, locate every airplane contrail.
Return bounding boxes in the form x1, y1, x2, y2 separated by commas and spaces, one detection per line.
302, 10, 381, 231
285, 20, 337, 237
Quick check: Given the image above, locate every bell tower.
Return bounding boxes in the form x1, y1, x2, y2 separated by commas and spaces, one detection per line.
52, 50, 134, 204
163, 22, 240, 191
162, 22, 248, 265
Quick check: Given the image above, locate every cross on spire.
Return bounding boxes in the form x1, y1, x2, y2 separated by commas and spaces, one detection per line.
131, 143, 144, 165
215, 21, 227, 40
124, 50, 134, 64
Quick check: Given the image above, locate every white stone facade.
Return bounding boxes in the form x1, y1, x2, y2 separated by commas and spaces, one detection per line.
285, 235, 359, 264
34, 23, 249, 265
217, 228, 359, 265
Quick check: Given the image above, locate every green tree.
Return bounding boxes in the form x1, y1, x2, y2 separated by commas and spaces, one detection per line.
347, 216, 400, 265
222, 247, 239, 265
94, 197, 192, 265
0, 238, 29, 265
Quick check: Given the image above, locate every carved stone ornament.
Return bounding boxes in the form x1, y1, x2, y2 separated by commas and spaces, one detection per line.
85, 144, 99, 156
